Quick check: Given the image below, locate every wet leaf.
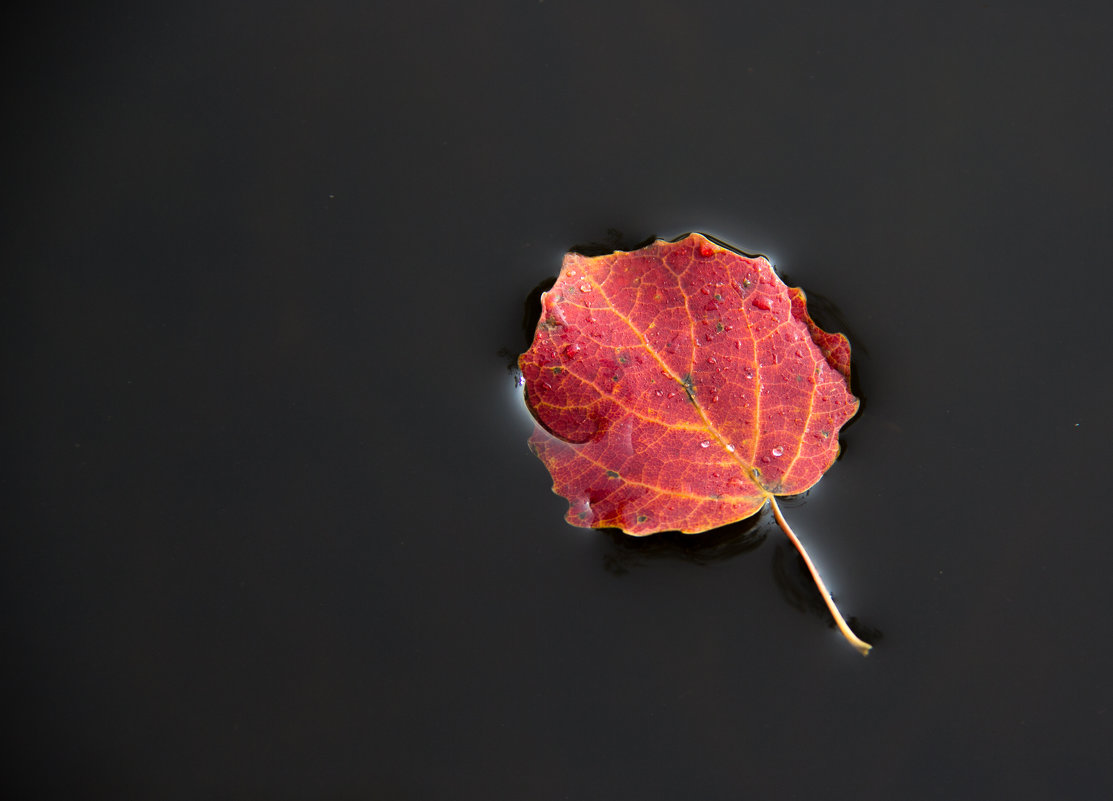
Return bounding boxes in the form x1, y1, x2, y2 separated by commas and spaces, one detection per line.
519, 233, 871, 654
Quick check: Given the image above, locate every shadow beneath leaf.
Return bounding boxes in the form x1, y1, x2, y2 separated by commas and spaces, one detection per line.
598, 514, 767, 576
772, 542, 884, 644
771, 542, 828, 616
569, 228, 658, 257
519, 277, 556, 349
497, 276, 557, 374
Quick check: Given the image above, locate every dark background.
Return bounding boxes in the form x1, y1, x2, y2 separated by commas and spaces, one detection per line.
6, 1, 1113, 798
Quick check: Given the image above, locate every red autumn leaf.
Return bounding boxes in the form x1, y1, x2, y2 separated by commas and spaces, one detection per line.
519, 233, 870, 654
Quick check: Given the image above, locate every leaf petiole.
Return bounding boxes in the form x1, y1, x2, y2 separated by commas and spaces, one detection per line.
768, 495, 872, 656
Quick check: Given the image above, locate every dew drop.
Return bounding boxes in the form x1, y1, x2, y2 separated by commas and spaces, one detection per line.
700, 440, 711, 448
752, 295, 772, 311
654, 389, 664, 397
707, 357, 717, 365
580, 283, 592, 292
744, 369, 754, 379
771, 446, 784, 457
699, 244, 715, 257
563, 343, 581, 358
568, 269, 576, 276
726, 444, 736, 453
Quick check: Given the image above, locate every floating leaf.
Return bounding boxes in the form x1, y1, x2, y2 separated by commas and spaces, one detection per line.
519, 233, 870, 654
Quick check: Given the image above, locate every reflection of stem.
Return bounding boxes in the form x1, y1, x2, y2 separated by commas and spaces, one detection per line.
768, 495, 872, 656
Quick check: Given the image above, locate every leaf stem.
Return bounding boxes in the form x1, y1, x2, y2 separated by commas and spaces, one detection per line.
768, 495, 872, 656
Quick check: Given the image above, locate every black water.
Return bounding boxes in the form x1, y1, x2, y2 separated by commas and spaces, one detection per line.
6, 2, 1113, 799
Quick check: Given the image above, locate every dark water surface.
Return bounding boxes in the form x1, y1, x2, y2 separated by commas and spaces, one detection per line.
6, 2, 1113, 799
